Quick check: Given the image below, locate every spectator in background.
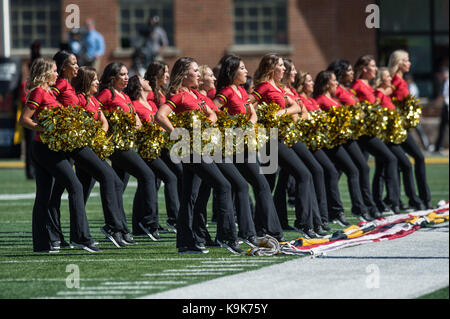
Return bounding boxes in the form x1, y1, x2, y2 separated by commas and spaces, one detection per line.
139, 16, 168, 66
82, 18, 105, 71
433, 67, 449, 153
405, 73, 419, 98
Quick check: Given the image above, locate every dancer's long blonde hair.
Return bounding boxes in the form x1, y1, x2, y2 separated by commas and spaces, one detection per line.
388, 50, 408, 77
374, 67, 390, 89
26, 57, 55, 99
253, 53, 281, 86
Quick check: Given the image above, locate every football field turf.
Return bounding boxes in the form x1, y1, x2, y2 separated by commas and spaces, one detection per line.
0, 159, 448, 299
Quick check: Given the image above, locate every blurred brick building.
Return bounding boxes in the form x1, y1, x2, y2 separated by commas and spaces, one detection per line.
2, 0, 449, 147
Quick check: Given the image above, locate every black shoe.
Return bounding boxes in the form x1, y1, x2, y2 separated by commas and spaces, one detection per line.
287, 198, 296, 208
377, 202, 394, 215
400, 201, 410, 211
59, 240, 73, 249
425, 201, 433, 210
71, 241, 101, 253
157, 223, 169, 233
354, 212, 374, 222
274, 234, 286, 242
138, 222, 160, 241
178, 246, 209, 254
34, 248, 60, 253
101, 226, 123, 248
166, 220, 177, 233
410, 201, 426, 211
314, 225, 328, 237
121, 232, 137, 245
390, 205, 401, 214
282, 225, 298, 232
217, 239, 243, 254
239, 235, 258, 248
205, 239, 221, 248
196, 242, 207, 250
321, 222, 331, 231
331, 212, 350, 227
51, 241, 61, 250
299, 228, 320, 239
369, 208, 382, 219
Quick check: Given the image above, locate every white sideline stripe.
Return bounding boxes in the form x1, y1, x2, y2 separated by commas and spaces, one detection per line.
57, 290, 146, 295
78, 286, 166, 290
187, 264, 258, 268
142, 273, 226, 276
0, 257, 284, 264
0, 278, 123, 282
163, 268, 244, 273
103, 281, 185, 285
201, 260, 274, 264
0, 193, 99, 201
36, 296, 126, 299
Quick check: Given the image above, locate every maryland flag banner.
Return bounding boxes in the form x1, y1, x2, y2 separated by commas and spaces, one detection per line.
247, 202, 449, 257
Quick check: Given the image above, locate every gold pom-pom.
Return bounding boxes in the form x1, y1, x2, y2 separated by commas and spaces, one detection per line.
103, 108, 137, 151
359, 101, 390, 137
255, 102, 297, 147
38, 106, 93, 152
88, 125, 114, 160
165, 110, 217, 157
392, 95, 422, 129
136, 121, 166, 160
295, 111, 329, 150
378, 108, 408, 144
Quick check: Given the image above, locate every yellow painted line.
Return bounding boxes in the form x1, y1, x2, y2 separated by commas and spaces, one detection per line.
0, 162, 25, 168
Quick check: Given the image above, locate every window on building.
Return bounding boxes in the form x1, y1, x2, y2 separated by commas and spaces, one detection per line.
119, 0, 174, 49
10, 0, 61, 49
378, 0, 449, 98
233, 0, 287, 45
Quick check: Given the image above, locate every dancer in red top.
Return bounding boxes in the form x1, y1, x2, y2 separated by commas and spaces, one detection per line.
326, 59, 383, 217
144, 60, 183, 232
71, 66, 137, 246
351, 56, 378, 104
351, 55, 401, 214
374, 68, 396, 110
126, 76, 158, 122
157, 57, 243, 254
194, 65, 219, 112
371, 67, 425, 211
312, 70, 380, 221
19, 58, 97, 253
125, 75, 180, 234
326, 60, 359, 106
295, 72, 320, 112
389, 50, 411, 101
188, 60, 261, 247
98, 62, 160, 241
313, 71, 342, 110
251, 53, 321, 239
213, 54, 282, 244
49, 51, 135, 249
277, 59, 330, 235
144, 60, 169, 108
388, 50, 432, 208
51, 50, 80, 107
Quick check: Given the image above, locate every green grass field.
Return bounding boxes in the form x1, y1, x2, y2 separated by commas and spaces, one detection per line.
0, 161, 448, 299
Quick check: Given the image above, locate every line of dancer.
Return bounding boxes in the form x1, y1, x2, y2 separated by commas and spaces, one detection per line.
20, 49, 432, 254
